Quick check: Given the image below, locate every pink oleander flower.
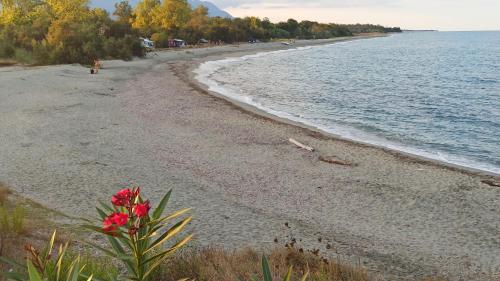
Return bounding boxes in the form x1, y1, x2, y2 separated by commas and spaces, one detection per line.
111, 212, 129, 226
134, 201, 151, 218
112, 188, 133, 206
103, 212, 129, 233
103, 216, 117, 233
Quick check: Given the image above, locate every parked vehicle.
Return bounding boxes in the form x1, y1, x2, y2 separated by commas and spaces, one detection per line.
140, 38, 155, 51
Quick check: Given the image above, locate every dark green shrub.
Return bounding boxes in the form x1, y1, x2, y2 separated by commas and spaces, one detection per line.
151, 32, 170, 48
0, 43, 16, 58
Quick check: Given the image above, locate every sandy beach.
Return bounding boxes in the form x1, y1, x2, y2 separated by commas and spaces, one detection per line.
1, 36, 499, 280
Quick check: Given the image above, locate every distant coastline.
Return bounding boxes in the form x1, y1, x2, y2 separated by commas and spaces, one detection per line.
403, 29, 438, 32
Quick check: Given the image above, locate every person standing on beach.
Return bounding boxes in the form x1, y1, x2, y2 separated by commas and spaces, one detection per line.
91, 58, 101, 74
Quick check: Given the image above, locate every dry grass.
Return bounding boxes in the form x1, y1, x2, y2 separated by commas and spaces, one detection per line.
0, 183, 482, 281
0, 183, 11, 205
0, 59, 17, 67
0, 182, 62, 275
157, 247, 373, 281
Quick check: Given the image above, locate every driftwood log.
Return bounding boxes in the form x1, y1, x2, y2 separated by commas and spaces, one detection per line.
319, 156, 352, 166
289, 138, 314, 152
481, 180, 500, 187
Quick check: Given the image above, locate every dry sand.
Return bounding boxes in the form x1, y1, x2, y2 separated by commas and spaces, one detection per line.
1, 36, 499, 280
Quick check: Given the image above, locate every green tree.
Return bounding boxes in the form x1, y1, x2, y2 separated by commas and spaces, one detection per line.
180, 5, 208, 43
152, 0, 191, 35
110, 1, 134, 37
113, 0, 133, 24
45, 0, 90, 21
132, 0, 160, 36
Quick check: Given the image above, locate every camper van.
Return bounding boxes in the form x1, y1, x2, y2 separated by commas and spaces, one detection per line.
168, 39, 186, 48
140, 38, 155, 51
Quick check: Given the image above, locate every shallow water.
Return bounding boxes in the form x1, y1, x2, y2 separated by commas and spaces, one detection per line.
195, 32, 500, 174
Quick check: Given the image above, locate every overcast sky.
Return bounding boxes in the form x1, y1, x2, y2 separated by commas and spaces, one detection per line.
211, 0, 500, 31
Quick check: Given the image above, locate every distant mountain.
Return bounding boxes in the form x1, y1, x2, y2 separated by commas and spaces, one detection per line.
91, 0, 232, 18
188, 0, 232, 18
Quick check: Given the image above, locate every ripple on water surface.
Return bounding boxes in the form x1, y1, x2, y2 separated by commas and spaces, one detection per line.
195, 32, 500, 174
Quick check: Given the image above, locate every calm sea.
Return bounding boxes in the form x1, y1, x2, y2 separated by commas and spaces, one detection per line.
195, 32, 500, 174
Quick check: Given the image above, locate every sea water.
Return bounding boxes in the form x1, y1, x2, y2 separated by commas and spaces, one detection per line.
195, 32, 500, 174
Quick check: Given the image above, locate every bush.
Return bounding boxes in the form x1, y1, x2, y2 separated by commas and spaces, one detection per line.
83, 188, 192, 281
0, 42, 16, 58
0, 206, 25, 235
160, 247, 372, 281
14, 48, 34, 64
104, 37, 132, 60
151, 32, 170, 48
129, 35, 146, 58
32, 40, 54, 65
0, 231, 109, 281
0, 184, 11, 205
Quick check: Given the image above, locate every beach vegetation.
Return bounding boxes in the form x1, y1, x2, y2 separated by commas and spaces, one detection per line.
157, 247, 373, 281
0, 230, 119, 281
82, 188, 193, 281
0, 185, 11, 206
0, 0, 400, 65
0, 186, 459, 281
150, 31, 170, 48
0, 185, 27, 256
0, 205, 25, 235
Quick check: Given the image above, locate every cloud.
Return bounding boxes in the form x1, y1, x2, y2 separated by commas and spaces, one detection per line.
213, 0, 399, 9
224, 0, 500, 31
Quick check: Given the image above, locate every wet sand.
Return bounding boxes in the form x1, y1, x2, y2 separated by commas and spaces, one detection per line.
1, 36, 499, 280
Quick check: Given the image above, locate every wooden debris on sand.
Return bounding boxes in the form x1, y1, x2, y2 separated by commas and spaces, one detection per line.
319, 155, 352, 166
289, 138, 314, 152
481, 179, 500, 187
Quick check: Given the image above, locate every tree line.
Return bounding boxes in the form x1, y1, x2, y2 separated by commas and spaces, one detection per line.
0, 0, 401, 65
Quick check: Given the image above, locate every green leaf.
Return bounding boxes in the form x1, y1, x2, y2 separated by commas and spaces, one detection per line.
81, 273, 104, 281
146, 208, 192, 235
106, 236, 136, 275
27, 260, 43, 281
141, 234, 193, 266
282, 266, 293, 281
66, 258, 80, 281
3, 272, 26, 281
152, 190, 172, 220
0, 256, 26, 270
107, 236, 125, 254
98, 200, 115, 213
300, 271, 309, 281
142, 234, 193, 280
81, 224, 107, 234
56, 243, 70, 281
144, 216, 192, 253
262, 256, 272, 281
95, 207, 108, 220
41, 230, 57, 263
81, 240, 118, 258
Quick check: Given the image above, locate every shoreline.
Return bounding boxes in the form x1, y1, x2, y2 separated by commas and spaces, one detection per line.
2, 34, 499, 280
184, 38, 500, 179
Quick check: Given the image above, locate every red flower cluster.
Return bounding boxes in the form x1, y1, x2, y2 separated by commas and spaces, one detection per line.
134, 201, 151, 217
102, 187, 151, 235
103, 213, 128, 232
111, 188, 139, 207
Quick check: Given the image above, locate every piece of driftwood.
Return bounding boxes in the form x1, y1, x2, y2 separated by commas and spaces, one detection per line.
481, 180, 500, 187
289, 138, 314, 152
319, 156, 352, 166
